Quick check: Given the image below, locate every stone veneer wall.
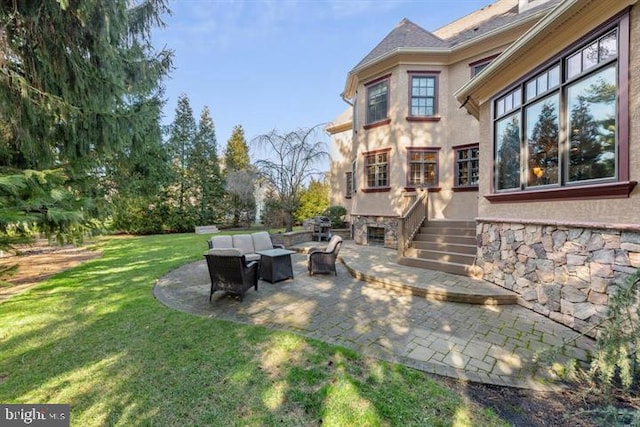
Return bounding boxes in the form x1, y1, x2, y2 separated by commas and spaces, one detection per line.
476, 220, 640, 336
270, 231, 313, 248
351, 216, 399, 249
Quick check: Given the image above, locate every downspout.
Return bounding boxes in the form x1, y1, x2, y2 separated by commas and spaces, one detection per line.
341, 93, 353, 106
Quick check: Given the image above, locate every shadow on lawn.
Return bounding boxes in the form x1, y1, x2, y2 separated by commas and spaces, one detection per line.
0, 233, 504, 426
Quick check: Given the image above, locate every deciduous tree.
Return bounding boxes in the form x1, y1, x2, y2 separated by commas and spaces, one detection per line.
253, 126, 328, 232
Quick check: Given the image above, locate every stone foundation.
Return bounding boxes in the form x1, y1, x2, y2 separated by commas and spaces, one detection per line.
351, 215, 399, 249
477, 220, 640, 336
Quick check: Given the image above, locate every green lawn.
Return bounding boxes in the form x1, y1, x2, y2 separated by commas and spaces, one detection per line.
0, 233, 508, 426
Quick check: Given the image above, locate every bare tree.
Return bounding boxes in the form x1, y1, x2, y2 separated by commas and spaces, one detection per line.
252, 126, 329, 232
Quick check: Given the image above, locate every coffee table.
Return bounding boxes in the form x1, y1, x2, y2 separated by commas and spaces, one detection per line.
256, 248, 296, 283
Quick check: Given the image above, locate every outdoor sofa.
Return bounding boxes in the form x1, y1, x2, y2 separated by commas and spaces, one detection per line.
207, 231, 284, 262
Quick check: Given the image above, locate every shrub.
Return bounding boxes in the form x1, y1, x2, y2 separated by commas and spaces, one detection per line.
323, 206, 347, 229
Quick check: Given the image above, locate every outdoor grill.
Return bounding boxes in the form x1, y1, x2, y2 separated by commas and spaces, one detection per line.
310, 216, 332, 242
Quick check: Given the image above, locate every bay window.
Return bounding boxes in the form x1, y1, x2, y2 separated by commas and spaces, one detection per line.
490, 16, 632, 201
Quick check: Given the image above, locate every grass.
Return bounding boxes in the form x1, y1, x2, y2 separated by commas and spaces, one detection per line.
0, 233, 508, 426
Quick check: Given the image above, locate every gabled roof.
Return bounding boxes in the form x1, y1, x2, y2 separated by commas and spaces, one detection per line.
352, 18, 448, 70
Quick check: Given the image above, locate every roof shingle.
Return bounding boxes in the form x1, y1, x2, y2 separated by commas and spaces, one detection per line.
353, 18, 448, 70
351, 0, 562, 72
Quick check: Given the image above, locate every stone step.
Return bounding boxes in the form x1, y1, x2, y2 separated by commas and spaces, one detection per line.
411, 241, 477, 255
426, 219, 477, 229
405, 248, 476, 264
413, 233, 476, 245
418, 226, 475, 237
395, 258, 516, 304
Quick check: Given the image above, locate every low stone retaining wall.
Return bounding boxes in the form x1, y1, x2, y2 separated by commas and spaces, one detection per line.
476, 220, 640, 336
270, 231, 313, 248
270, 230, 351, 248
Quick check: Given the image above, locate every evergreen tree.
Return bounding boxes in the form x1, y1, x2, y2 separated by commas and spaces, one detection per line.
583, 78, 616, 178
528, 101, 559, 186
224, 125, 252, 227
496, 116, 521, 190
568, 96, 604, 181
106, 98, 173, 234
224, 125, 251, 171
191, 106, 224, 225
166, 94, 197, 225
0, 0, 172, 243
295, 177, 330, 224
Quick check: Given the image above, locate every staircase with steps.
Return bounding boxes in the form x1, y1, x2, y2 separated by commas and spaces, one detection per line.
398, 219, 481, 277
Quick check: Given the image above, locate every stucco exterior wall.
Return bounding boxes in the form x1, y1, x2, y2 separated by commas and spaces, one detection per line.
328, 125, 353, 219
473, 3, 640, 334
476, 6, 640, 226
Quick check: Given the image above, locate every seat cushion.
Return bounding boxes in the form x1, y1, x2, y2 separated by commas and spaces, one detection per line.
325, 235, 342, 253
206, 248, 242, 256
245, 253, 261, 262
251, 231, 274, 252
209, 235, 233, 249
232, 234, 255, 255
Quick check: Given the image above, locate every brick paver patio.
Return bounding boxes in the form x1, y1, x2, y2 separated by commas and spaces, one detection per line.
154, 242, 596, 390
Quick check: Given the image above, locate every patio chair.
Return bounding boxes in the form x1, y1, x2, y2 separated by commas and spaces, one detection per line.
204, 248, 259, 301
307, 235, 343, 276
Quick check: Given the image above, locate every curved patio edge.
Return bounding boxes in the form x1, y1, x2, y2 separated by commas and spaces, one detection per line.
154, 244, 596, 391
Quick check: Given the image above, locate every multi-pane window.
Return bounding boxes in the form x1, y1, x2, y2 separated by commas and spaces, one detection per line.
493, 25, 621, 192
366, 79, 389, 124
455, 145, 479, 187
409, 74, 437, 116
407, 149, 438, 188
365, 150, 389, 188
345, 172, 353, 198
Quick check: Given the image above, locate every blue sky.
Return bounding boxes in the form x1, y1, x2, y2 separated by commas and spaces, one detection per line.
153, 0, 491, 156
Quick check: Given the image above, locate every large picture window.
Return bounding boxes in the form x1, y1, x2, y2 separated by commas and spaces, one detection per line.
491, 19, 629, 199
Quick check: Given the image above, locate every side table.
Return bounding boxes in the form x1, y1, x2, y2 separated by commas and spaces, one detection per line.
256, 248, 296, 283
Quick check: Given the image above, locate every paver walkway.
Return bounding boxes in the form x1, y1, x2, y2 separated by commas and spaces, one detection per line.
154, 242, 596, 391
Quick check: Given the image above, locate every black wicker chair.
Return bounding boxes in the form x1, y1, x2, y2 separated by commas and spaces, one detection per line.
308, 235, 343, 276
204, 249, 259, 301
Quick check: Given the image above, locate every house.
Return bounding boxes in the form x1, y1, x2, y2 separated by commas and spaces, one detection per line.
329, 0, 639, 333
329, 0, 561, 249
454, 0, 639, 333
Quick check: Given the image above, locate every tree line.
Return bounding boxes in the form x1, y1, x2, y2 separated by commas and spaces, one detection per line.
0, 1, 334, 255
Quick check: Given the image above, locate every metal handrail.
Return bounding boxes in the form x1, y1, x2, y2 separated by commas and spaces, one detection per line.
397, 189, 428, 258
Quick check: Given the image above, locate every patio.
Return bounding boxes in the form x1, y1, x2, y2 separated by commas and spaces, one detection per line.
154, 241, 596, 391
